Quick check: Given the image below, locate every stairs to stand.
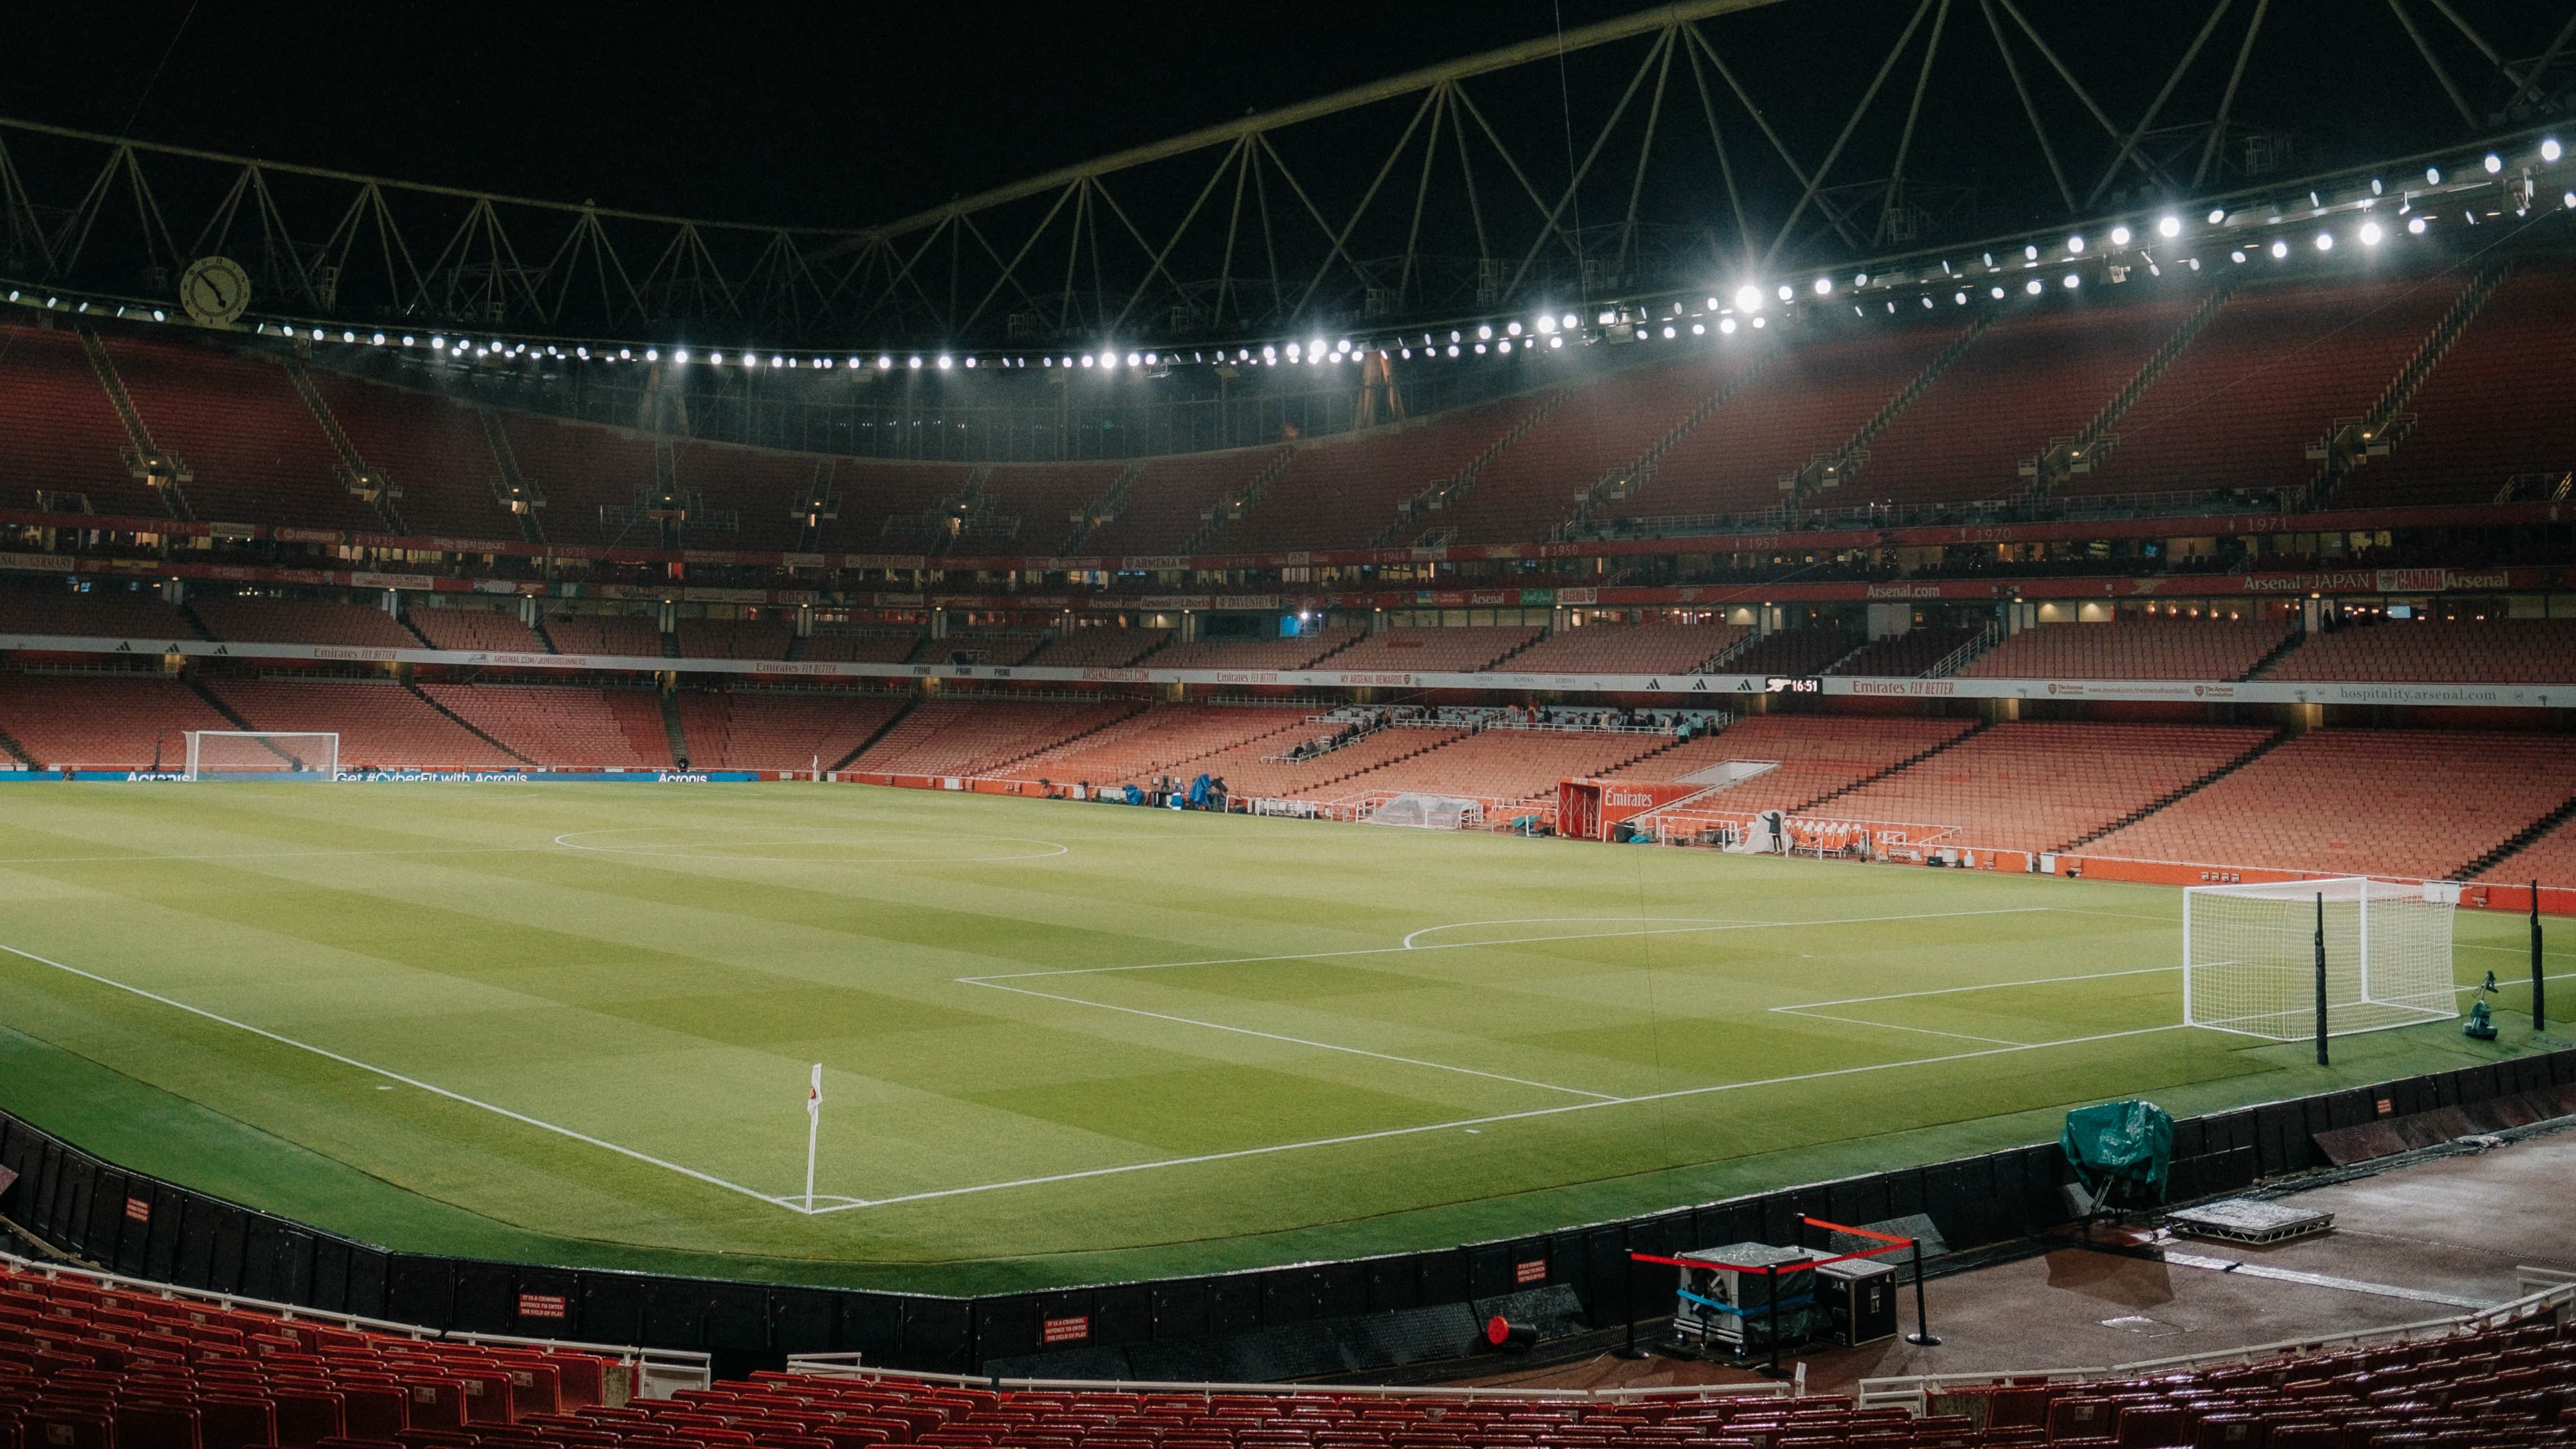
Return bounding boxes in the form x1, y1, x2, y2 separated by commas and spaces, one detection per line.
659, 691, 690, 767
405, 682, 534, 765
2460, 792, 2576, 883
2060, 729, 2289, 852
75, 323, 194, 521
283, 359, 405, 533
1795, 720, 1991, 813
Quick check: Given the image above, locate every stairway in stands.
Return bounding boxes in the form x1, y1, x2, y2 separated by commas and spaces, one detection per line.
404, 683, 535, 765
1063, 463, 1144, 552
2462, 790, 2576, 881
283, 359, 405, 534
1794, 719, 1990, 812
2060, 729, 2289, 851
1794, 313, 1992, 513
2034, 282, 2238, 493
74, 323, 194, 522
1181, 448, 1300, 554
475, 408, 547, 543
659, 692, 690, 766
1561, 342, 1782, 534
970, 700, 1152, 778
2242, 627, 2314, 679
1373, 385, 1576, 546
2312, 259, 2511, 505
828, 696, 920, 773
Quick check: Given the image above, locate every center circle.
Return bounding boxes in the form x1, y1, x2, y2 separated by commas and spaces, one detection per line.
551, 825, 1069, 864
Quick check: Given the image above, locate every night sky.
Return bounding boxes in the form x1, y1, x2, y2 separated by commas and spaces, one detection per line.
3, 1, 2555, 233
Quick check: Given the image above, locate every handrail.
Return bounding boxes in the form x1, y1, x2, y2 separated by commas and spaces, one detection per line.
780, 1354, 1793, 1402
0, 1245, 709, 1393
1855, 1273, 2576, 1415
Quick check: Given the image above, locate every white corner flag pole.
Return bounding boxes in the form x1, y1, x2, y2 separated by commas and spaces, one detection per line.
803, 1063, 823, 1210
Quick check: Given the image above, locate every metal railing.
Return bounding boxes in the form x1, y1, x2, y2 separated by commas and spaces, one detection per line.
1854, 1270, 2576, 1417
781, 1354, 1793, 1404
0, 1246, 709, 1397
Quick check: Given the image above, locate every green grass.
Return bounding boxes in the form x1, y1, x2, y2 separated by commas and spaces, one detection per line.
0, 781, 2561, 1296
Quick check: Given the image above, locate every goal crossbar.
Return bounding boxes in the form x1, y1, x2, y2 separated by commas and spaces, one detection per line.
182, 731, 340, 781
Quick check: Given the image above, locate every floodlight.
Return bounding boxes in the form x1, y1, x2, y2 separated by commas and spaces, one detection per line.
2230, 249, 2247, 263
2024, 278, 2043, 294
1954, 290, 1968, 304
909, 355, 923, 369
1733, 284, 1761, 310
2208, 207, 2227, 223
1990, 284, 2006, 298
1718, 317, 1736, 333
1445, 344, 1459, 356
2545, 138, 2564, 163
671, 349, 687, 363
1775, 284, 1793, 301
2314, 231, 2334, 250
1126, 351, 1141, 365
1498, 339, 1513, 351
1548, 334, 1563, 348
937, 355, 953, 369
1705, 295, 1721, 310
2370, 177, 2384, 195
1689, 322, 1704, 335
2109, 225, 2131, 246
1813, 277, 1832, 295
1476, 324, 1492, 340
2359, 221, 2383, 244
1561, 312, 1578, 329
2067, 234, 2086, 253
1505, 320, 1522, 336
1535, 315, 1556, 333
2483, 153, 2502, 174
2158, 216, 2182, 238
2023, 244, 2039, 260
2062, 273, 2080, 288
1752, 316, 1765, 327
1660, 325, 1675, 339
644, 348, 659, 361
2427, 166, 2442, 184
2269, 239, 2289, 258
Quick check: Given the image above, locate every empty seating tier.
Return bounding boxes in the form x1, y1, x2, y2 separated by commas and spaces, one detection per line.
1960, 620, 2294, 680
848, 700, 1144, 779
0, 674, 234, 769
1, 582, 190, 639
1225, 408, 1528, 555
1021, 628, 1172, 669
1140, 629, 1362, 671
1820, 721, 2276, 851
992, 705, 1315, 787
205, 679, 522, 770
675, 617, 796, 661
0, 324, 155, 514
189, 597, 423, 650
1323, 627, 1541, 674
305, 373, 524, 539
1825, 626, 1984, 677
97, 337, 368, 531
2337, 258, 2576, 505
406, 607, 550, 654
801, 630, 923, 664
1426, 358, 1755, 546
1720, 628, 1857, 678
1337, 725, 1677, 805
1844, 291, 2199, 509
417, 684, 671, 769
1504, 623, 1748, 675
2085, 728, 2576, 880
676, 692, 909, 771
1610, 715, 1979, 813
2266, 619, 2576, 684
544, 612, 667, 659
2066, 272, 2469, 500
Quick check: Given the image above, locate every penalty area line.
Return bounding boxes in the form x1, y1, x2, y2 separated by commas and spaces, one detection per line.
0, 941, 802, 1214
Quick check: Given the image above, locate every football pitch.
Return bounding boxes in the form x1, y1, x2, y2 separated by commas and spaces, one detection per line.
0, 781, 2559, 1295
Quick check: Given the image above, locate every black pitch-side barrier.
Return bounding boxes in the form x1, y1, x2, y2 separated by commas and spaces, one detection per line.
2, 1048, 2572, 1382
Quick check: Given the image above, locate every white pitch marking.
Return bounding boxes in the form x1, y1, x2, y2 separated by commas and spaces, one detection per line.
0, 845, 547, 867
552, 827, 1069, 865
965, 978, 1620, 1100
972, 906, 2059, 983
0, 941, 795, 1212
1775, 963, 2180, 1011
801, 1021, 2193, 1213
1399, 916, 1756, 949
1768, 1007, 2032, 1048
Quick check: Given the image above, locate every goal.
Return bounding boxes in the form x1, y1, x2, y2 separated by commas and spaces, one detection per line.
2183, 877, 2457, 1040
184, 731, 340, 781
1366, 793, 1484, 830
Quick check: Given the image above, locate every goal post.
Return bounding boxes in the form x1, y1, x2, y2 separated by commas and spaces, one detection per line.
183, 731, 340, 781
2183, 877, 2457, 1041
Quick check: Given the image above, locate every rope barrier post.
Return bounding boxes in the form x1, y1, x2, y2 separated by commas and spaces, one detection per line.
1905, 1236, 1941, 1347
1761, 1263, 1786, 1379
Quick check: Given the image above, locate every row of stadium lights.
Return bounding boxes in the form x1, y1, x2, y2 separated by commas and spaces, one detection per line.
17, 141, 2564, 373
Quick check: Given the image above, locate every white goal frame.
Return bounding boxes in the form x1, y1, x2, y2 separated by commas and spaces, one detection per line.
182, 730, 340, 781
2183, 876, 2458, 1041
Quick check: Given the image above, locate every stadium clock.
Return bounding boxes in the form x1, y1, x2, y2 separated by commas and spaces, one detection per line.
178, 255, 251, 328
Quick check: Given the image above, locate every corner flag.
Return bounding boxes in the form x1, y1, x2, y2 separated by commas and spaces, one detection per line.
802, 1063, 823, 1209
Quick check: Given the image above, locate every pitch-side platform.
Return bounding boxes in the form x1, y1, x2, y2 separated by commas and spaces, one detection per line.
2165, 1197, 2336, 1246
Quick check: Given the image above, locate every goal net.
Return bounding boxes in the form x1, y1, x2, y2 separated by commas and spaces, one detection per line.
184, 731, 340, 781
2183, 877, 2456, 1040
1367, 793, 1483, 830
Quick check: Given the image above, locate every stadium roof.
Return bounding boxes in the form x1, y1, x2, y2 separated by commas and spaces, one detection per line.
0, 0, 2566, 353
